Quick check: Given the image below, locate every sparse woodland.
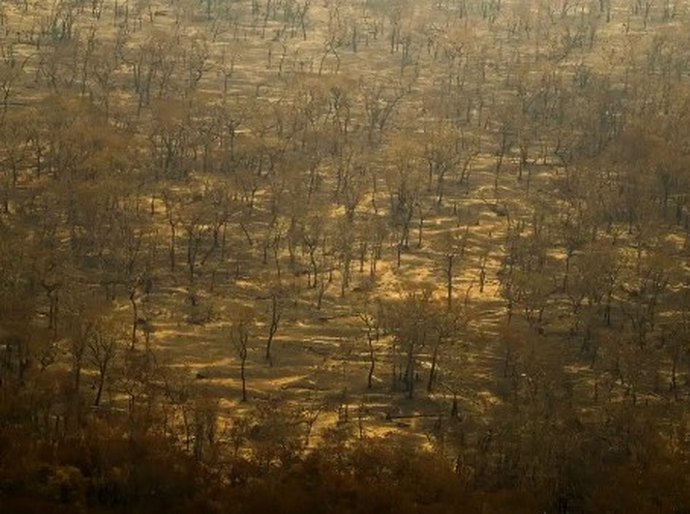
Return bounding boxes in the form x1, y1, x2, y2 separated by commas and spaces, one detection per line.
2, 0, 690, 512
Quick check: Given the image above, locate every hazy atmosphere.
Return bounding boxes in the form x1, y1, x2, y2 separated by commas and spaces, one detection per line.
1, 0, 690, 512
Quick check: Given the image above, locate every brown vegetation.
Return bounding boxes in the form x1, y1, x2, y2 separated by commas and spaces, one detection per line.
2, 0, 690, 511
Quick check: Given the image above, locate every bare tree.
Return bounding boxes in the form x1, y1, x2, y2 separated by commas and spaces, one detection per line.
230, 307, 255, 402
265, 283, 292, 364
87, 319, 121, 407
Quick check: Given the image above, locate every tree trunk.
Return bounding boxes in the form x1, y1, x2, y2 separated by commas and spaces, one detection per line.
94, 371, 105, 406
266, 295, 280, 363
240, 352, 247, 402
129, 288, 138, 350
367, 335, 376, 389
446, 254, 454, 310
427, 342, 440, 392
169, 223, 176, 271
404, 343, 415, 399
